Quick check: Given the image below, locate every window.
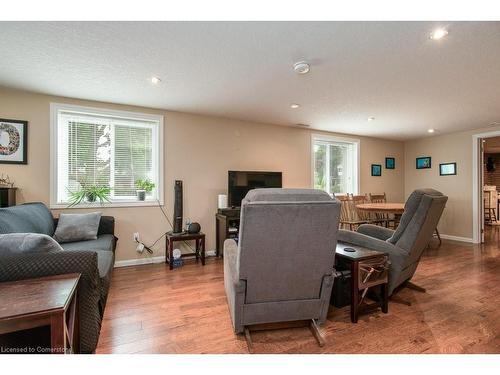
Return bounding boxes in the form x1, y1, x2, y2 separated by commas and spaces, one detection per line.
312, 134, 359, 195
50, 103, 163, 207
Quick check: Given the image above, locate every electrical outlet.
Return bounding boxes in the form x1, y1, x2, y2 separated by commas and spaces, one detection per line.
136, 243, 145, 253
133, 232, 140, 242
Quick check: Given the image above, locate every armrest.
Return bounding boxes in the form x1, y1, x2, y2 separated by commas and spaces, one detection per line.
0, 250, 103, 353
98, 216, 115, 236
223, 239, 245, 293
338, 229, 401, 256
0, 250, 100, 288
357, 224, 394, 241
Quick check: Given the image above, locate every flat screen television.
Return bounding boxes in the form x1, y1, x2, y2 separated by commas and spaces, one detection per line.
228, 171, 282, 207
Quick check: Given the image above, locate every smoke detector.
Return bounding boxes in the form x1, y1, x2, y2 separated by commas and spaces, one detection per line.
293, 61, 310, 74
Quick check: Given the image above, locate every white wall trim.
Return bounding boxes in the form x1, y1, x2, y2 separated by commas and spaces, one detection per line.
49, 102, 164, 209
114, 250, 217, 268
438, 234, 474, 243
310, 133, 360, 195
471, 130, 500, 244
114, 255, 166, 268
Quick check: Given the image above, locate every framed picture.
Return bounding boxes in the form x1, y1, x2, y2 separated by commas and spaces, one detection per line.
416, 156, 431, 169
371, 164, 382, 176
0, 118, 28, 164
385, 157, 395, 169
439, 162, 457, 176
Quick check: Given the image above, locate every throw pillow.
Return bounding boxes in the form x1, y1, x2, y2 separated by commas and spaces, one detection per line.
53, 212, 102, 243
0, 233, 63, 256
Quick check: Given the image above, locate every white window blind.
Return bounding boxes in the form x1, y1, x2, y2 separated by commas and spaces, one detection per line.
312, 135, 359, 195
51, 104, 163, 207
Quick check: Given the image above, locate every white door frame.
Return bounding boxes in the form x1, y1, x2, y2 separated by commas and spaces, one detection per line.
472, 130, 500, 243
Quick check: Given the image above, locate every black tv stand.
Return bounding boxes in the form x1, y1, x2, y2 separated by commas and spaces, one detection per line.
215, 207, 240, 257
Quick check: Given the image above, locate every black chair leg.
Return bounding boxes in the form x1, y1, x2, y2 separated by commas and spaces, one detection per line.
435, 228, 442, 246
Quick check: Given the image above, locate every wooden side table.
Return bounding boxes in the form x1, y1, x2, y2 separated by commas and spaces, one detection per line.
166, 231, 206, 270
0, 273, 80, 354
335, 243, 389, 323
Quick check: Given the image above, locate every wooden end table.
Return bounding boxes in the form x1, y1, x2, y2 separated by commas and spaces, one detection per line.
335, 243, 389, 323
166, 231, 206, 270
0, 273, 80, 354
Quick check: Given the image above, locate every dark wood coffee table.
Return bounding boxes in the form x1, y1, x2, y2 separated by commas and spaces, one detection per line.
336, 242, 389, 323
0, 273, 80, 354
166, 231, 206, 270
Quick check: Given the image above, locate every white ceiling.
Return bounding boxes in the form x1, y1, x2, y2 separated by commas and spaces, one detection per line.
0, 21, 499, 140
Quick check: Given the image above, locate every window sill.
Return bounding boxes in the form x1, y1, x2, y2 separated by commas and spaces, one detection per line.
50, 200, 163, 210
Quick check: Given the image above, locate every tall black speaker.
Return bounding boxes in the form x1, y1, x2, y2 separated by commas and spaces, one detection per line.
173, 180, 183, 234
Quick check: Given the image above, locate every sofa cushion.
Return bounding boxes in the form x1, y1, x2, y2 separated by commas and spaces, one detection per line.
0, 233, 63, 256
60, 237, 115, 280
54, 212, 102, 243
0, 203, 55, 236
60, 234, 116, 253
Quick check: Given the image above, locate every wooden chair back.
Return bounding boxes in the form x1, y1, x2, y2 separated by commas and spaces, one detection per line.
369, 193, 387, 203
350, 194, 370, 221
337, 195, 351, 226
484, 189, 496, 209
369, 192, 390, 224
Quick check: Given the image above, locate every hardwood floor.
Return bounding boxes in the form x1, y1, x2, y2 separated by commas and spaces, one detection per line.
96, 235, 500, 354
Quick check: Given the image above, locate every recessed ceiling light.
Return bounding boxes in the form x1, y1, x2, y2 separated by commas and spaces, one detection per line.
293, 61, 310, 75
290, 103, 300, 109
430, 28, 449, 40
428, 128, 435, 133
368, 117, 375, 122
150, 76, 161, 84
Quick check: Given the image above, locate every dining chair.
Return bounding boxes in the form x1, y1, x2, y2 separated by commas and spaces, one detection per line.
338, 194, 369, 231
337, 195, 352, 230
484, 190, 497, 224
369, 192, 394, 228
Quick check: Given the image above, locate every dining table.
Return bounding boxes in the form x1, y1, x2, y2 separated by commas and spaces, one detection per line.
355, 202, 405, 215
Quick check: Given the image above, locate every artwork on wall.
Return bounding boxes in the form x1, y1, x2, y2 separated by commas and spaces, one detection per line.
0, 118, 28, 164
371, 164, 382, 176
385, 157, 395, 169
439, 162, 457, 176
416, 156, 431, 169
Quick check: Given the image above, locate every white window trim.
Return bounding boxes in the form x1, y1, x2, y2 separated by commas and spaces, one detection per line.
310, 133, 360, 195
50, 102, 164, 209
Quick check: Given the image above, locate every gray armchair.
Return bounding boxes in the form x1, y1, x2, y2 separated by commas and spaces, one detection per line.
224, 188, 341, 344
338, 189, 448, 295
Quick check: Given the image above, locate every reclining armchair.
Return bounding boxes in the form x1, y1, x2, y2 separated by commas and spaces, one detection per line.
338, 189, 448, 296
224, 188, 340, 350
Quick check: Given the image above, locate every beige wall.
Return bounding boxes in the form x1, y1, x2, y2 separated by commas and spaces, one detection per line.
0, 86, 404, 262
404, 125, 500, 240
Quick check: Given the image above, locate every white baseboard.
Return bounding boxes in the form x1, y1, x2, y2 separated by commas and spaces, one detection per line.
114, 250, 217, 268
438, 234, 473, 243
114, 255, 165, 268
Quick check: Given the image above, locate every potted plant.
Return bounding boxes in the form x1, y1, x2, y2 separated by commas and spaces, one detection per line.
67, 184, 111, 207
135, 179, 155, 201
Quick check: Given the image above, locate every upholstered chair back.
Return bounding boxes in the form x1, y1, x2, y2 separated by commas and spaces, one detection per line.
237, 188, 340, 304
388, 189, 448, 280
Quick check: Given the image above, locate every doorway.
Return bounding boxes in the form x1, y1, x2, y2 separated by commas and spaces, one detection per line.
473, 132, 500, 244
482, 137, 500, 244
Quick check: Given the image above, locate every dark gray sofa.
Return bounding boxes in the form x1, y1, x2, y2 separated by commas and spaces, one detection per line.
0, 202, 117, 353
